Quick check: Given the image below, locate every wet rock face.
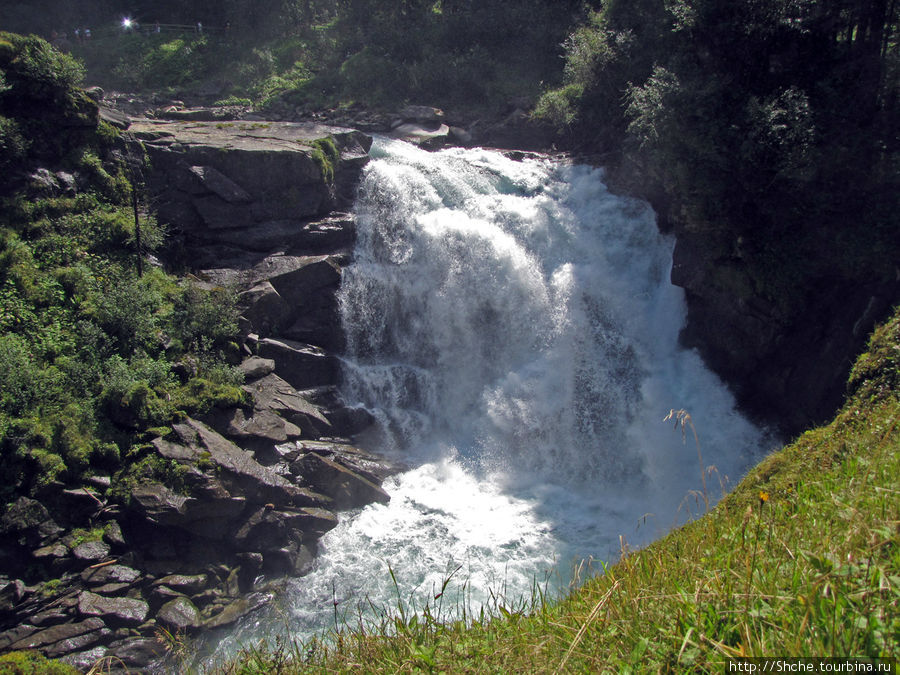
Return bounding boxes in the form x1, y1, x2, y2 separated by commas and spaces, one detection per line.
671, 231, 900, 435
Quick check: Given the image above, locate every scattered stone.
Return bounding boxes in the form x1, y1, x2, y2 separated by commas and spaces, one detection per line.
9, 618, 104, 651
59, 645, 108, 671
238, 356, 276, 380
102, 521, 126, 548
72, 540, 110, 562
157, 596, 202, 631
77, 591, 149, 626
202, 591, 274, 630
153, 574, 208, 595
105, 637, 167, 669
81, 564, 141, 587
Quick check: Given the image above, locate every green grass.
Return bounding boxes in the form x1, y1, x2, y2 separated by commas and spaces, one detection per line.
211, 306, 900, 673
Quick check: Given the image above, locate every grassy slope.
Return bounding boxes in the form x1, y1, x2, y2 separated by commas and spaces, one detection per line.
215, 307, 900, 673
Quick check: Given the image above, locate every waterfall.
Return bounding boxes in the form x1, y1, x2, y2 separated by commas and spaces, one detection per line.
215, 138, 771, 649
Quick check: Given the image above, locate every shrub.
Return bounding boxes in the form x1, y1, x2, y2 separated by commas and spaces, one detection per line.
0, 650, 80, 674
533, 84, 583, 131
0, 115, 28, 174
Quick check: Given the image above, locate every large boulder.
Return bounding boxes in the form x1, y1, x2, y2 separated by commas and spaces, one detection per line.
255, 337, 339, 390
129, 120, 372, 256
291, 452, 390, 510
242, 373, 332, 437
156, 596, 202, 631
77, 591, 149, 626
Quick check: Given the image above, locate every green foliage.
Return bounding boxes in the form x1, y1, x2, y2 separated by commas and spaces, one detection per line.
310, 136, 340, 184
108, 451, 190, 503
0, 35, 244, 502
0, 32, 95, 166
0, 115, 27, 173
532, 84, 583, 132
0, 650, 79, 675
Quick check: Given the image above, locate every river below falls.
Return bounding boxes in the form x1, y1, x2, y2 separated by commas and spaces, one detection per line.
198, 138, 773, 666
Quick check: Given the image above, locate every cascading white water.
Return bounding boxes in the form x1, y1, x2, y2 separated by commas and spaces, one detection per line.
212, 138, 771, 653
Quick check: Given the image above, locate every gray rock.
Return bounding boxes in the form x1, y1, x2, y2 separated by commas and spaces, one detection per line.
153, 574, 208, 594
28, 168, 60, 194
172, 418, 316, 506
59, 646, 109, 671
243, 373, 332, 435
81, 564, 141, 586
238, 356, 276, 380
202, 590, 273, 630
131, 120, 372, 245
225, 407, 304, 443
98, 105, 129, 129
256, 337, 339, 390
449, 126, 473, 144
1, 496, 51, 534
130, 483, 188, 522
105, 636, 167, 668
189, 165, 253, 203
77, 591, 149, 626
157, 596, 202, 631
151, 435, 201, 462
91, 582, 131, 596
291, 452, 390, 510
30, 605, 74, 627
239, 281, 286, 335
390, 122, 451, 148
0, 623, 37, 650
398, 105, 445, 122
234, 506, 336, 551
32, 543, 69, 562
9, 618, 105, 651
150, 584, 185, 606
102, 521, 126, 548
72, 540, 110, 562
263, 542, 316, 576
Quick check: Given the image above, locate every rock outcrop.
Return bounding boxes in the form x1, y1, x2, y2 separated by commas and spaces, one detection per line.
0, 117, 395, 671
671, 230, 900, 435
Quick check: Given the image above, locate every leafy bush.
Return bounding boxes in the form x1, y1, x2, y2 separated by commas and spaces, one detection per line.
0, 650, 79, 674
0, 35, 244, 502
0, 115, 27, 173
533, 84, 583, 131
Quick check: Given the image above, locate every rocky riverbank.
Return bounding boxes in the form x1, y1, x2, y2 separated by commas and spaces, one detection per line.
0, 111, 404, 671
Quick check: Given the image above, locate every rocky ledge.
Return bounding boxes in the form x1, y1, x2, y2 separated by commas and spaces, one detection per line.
0, 117, 395, 671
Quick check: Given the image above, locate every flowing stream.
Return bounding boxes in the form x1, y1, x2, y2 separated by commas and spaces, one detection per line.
210, 138, 771, 656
